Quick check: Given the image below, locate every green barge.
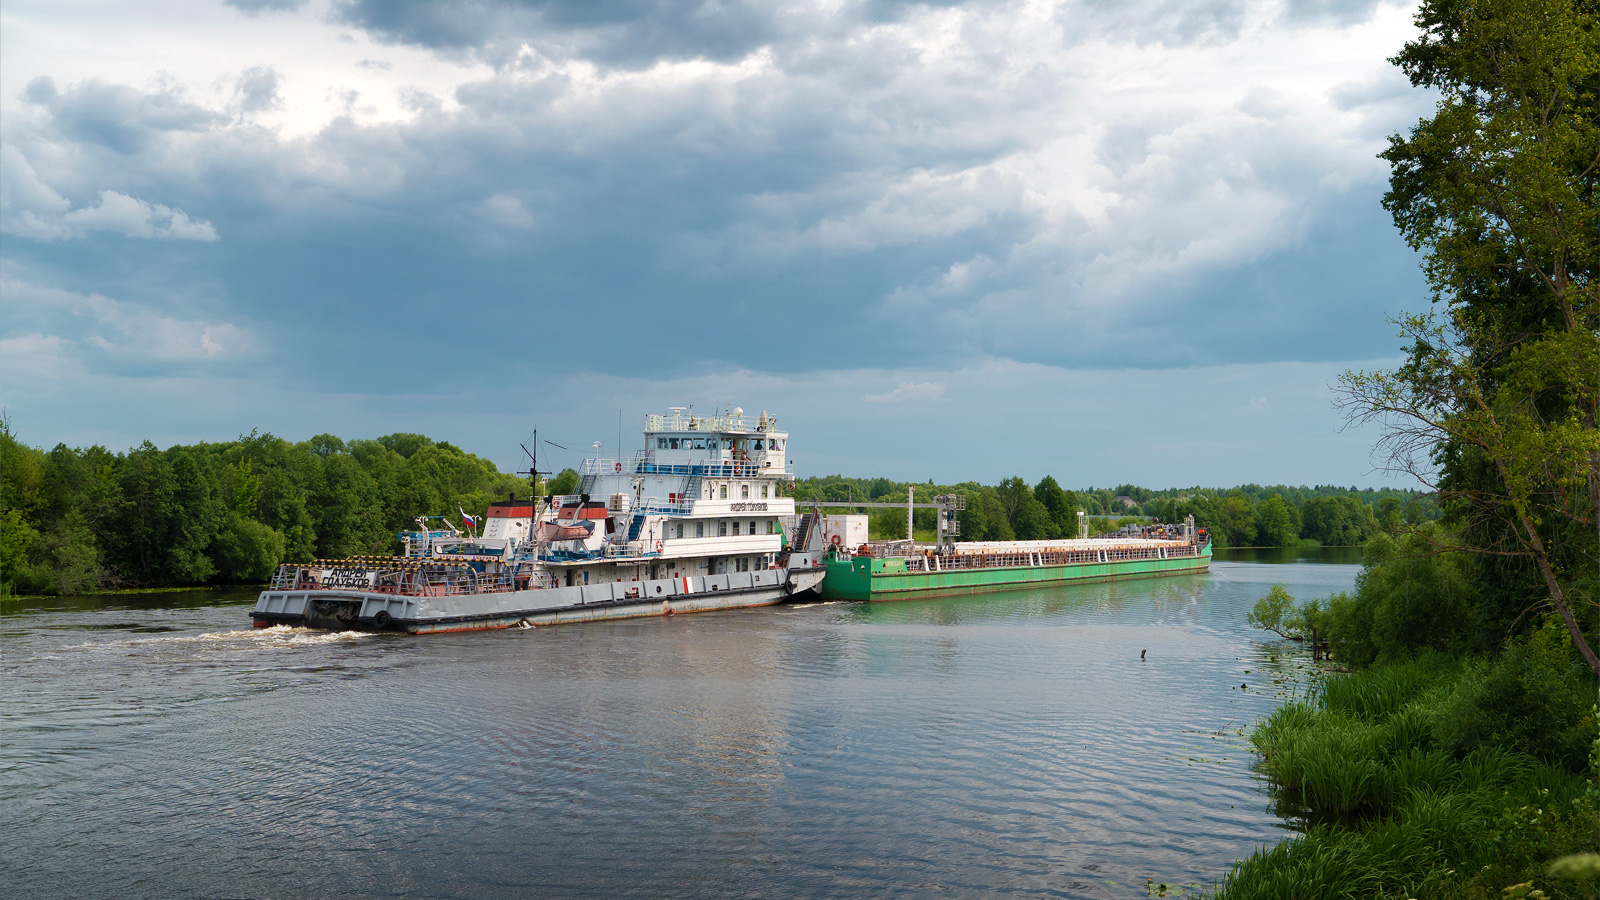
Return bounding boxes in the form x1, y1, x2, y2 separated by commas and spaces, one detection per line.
817, 531, 1212, 602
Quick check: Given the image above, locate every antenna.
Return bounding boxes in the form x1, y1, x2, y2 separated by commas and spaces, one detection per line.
517, 428, 551, 498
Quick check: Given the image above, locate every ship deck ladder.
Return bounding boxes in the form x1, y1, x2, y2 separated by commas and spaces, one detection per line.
792, 512, 816, 551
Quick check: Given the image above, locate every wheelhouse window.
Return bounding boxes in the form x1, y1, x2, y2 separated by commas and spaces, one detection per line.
741, 484, 750, 499
657, 438, 667, 449
719, 521, 728, 537
719, 484, 728, 499
760, 485, 769, 499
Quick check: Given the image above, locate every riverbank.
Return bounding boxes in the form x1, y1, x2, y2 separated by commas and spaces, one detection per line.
1213, 632, 1599, 899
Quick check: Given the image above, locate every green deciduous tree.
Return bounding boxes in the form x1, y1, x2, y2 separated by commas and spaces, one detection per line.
1256, 494, 1299, 547
1340, 0, 1600, 674
548, 468, 581, 497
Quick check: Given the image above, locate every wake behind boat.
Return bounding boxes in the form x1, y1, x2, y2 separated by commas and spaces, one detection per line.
251, 407, 827, 633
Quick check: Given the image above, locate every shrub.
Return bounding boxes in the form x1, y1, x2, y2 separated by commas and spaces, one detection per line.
1431, 618, 1598, 772
1319, 528, 1480, 668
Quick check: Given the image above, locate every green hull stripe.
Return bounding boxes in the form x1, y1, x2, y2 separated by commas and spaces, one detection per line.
818, 547, 1213, 601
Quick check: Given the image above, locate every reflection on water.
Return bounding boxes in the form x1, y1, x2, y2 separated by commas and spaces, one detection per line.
1, 554, 1360, 899
1215, 546, 1365, 566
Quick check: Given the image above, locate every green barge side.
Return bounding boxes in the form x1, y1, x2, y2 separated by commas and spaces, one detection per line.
818, 538, 1212, 601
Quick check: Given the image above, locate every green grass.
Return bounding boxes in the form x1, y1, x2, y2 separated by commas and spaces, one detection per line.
1212, 658, 1599, 899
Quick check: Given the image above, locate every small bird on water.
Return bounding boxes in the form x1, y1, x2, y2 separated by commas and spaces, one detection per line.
1141, 649, 1146, 660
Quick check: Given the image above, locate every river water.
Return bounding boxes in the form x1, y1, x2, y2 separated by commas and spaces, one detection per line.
2, 550, 1358, 899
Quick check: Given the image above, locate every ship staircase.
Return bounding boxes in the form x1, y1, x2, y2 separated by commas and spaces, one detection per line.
627, 476, 703, 546
791, 512, 817, 551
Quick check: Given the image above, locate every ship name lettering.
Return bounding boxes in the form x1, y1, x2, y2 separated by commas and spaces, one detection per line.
322, 566, 374, 588
729, 502, 768, 512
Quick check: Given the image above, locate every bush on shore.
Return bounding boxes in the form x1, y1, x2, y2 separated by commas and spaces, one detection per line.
1215, 628, 1599, 899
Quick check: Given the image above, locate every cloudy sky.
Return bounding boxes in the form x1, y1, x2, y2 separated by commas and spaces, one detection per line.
1, 0, 1434, 488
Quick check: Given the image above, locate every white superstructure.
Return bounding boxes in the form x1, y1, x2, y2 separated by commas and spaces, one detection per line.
537, 407, 796, 586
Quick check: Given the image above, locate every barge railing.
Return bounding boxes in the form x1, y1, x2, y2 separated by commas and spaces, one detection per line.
850, 540, 1205, 572
268, 561, 523, 597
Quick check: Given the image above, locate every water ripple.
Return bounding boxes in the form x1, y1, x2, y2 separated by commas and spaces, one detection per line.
1, 562, 1358, 899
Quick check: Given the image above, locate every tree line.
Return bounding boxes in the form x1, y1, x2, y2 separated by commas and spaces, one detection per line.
0, 424, 526, 596
791, 474, 1432, 547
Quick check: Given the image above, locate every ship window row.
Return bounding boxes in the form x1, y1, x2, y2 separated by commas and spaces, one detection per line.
672, 520, 776, 539
712, 483, 770, 500
654, 437, 785, 451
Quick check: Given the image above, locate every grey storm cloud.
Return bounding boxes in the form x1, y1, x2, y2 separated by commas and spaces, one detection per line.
23, 77, 222, 155
334, 0, 993, 67
2, 0, 1432, 404
233, 67, 282, 117
1280, 0, 1386, 25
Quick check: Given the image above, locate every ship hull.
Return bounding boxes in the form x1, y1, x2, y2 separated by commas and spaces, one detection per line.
253, 566, 825, 633
818, 544, 1211, 601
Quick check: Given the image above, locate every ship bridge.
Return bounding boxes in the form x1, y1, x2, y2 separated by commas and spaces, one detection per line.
638, 406, 789, 477
575, 406, 798, 521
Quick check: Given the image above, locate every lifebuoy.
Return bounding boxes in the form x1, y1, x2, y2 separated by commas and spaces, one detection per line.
830, 534, 842, 547
614, 462, 622, 472
655, 539, 664, 552
734, 464, 743, 475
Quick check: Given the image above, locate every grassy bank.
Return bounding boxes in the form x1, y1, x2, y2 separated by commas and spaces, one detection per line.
1212, 643, 1599, 899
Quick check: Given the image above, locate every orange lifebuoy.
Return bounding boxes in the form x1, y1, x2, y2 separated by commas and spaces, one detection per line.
830, 534, 842, 547
734, 464, 743, 476
615, 462, 622, 473
655, 539, 663, 552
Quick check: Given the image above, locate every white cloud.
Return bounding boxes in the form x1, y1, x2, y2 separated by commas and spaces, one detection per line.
0, 276, 249, 368
1, 145, 219, 241
864, 381, 946, 403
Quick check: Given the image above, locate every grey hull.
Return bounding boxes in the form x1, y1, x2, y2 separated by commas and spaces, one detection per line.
252, 566, 826, 634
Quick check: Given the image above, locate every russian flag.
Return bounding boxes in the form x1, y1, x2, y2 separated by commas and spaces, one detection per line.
460, 506, 478, 528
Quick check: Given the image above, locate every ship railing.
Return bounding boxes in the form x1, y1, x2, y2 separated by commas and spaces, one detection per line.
604, 543, 662, 558
580, 458, 776, 478
644, 412, 761, 432
264, 562, 522, 596
633, 499, 695, 516
922, 543, 1198, 570
269, 564, 299, 589
542, 548, 607, 562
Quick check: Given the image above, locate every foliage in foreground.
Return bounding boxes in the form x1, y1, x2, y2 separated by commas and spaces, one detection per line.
1213, 643, 1599, 900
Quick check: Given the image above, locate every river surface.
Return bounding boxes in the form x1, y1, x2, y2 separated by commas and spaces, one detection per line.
2, 550, 1357, 899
